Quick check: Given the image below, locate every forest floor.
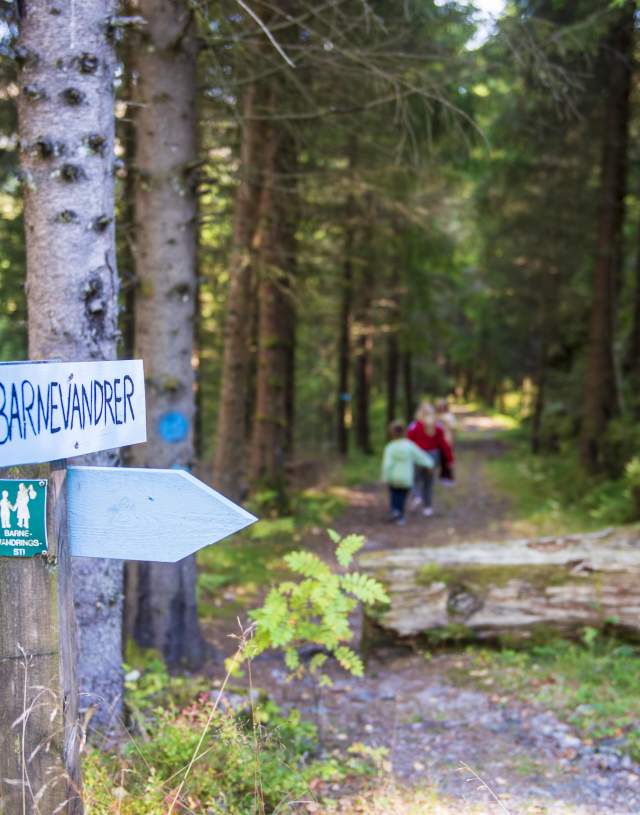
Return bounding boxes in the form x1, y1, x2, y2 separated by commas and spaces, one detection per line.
201, 411, 640, 814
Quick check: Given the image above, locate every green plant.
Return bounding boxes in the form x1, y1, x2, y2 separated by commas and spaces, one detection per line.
197, 488, 348, 622
87, 641, 384, 814
243, 530, 388, 683
486, 433, 640, 533
122, 646, 212, 737
84, 693, 368, 814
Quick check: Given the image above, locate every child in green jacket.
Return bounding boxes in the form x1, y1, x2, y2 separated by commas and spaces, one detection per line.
381, 420, 435, 525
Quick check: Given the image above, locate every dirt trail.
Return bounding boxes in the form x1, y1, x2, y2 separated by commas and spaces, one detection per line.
329, 410, 515, 551
208, 413, 640, 814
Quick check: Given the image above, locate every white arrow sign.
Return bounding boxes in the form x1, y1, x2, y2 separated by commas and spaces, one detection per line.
0, 360, 146, 466
67, 466, 257, 561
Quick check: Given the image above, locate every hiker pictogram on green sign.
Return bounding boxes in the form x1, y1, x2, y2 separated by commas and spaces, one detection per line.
0, 478, 47, 557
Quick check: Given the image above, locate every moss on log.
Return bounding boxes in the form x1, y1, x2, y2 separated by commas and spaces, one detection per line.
358, 527, 640, 643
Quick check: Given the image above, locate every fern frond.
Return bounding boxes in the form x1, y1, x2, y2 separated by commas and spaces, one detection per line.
284, 550, 331, 579
327, 528, 341, 544
284, 648, 300, 670
334, 645, 364, 677
340, 572, 389, 605
335, 533, 366, 567
309, 652, 328, 673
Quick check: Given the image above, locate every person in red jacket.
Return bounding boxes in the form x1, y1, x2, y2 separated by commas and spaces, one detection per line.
407, 402, 454, 516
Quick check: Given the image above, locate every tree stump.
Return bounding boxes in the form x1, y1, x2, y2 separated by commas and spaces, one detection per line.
358, 527, 640, 643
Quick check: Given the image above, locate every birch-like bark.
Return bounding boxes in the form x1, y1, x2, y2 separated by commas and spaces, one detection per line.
17, 0, 122, 732
127, 0, 206, 669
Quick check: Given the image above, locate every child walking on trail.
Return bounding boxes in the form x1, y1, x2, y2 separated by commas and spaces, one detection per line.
382, 420, 435, 526
436, 398, 456, 484
407, 402, 453, 516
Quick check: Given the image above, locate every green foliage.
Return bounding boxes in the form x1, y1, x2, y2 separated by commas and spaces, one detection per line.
249, 516, 295, 540
122, 645, 212, 738
333, 531, 365, 567
245, 531, 388, 681
339, 450, 381, 487
459, 634, 640, 761
487, 431, 640, 534
197, 487, 347, 621
85, 654, 380, 814
84, 694, 364, 814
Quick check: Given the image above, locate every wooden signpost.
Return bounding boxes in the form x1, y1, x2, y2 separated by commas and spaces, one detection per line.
0, 360, 256, 815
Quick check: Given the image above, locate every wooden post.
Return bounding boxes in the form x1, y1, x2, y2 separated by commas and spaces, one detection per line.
0, 462, 82, 815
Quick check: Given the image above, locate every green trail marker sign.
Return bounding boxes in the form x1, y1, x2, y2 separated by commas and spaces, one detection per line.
0, 478, 47, 557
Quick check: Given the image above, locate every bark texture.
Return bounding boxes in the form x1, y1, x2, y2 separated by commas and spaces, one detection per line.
359, 528, 640, 642
213, 85, 265, 500
624, 218, 640, 399
337, 211, 354, 456
531, 342, 547, 454
354, 198, 374, 455
249, 115, 298, 505
580, 4, 634, 472
385, 333, 399, 428
17, 0, 123, 731
354, 328, 373, 454
337, 256, 352, 455
403, 351, 414, 423
0, 465, 82, 814
126, 0, 206, 669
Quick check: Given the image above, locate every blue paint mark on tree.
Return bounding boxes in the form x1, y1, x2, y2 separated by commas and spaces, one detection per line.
158, 411, 189, 444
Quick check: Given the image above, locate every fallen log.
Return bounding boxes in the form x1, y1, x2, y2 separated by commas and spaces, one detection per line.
358, 527, 640, 643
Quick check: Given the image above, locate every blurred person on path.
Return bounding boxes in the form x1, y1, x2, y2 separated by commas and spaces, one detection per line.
436, 398, 456, 484
382, 420, 435, 526
407, 403, 453, 515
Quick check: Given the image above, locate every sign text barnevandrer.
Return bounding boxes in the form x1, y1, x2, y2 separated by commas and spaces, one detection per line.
0, 360, 146, 466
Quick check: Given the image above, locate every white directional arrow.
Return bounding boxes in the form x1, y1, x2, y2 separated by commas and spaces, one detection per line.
67, 467, 257, 562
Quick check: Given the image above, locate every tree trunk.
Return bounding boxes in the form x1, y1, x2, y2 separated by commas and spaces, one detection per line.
354, 327, 373, 455
403, 351, 414, 423
624, 217, 640, 399
282, 145, 298, 458
336, 218, 354, 456
284, 277, 296, 457
580, 3, 634, 473
119, 11, 137, 360
16, 0, 123, 733
360, 528, 640, 643
126, 0, 206, 670
213, 85, 265, 501
531, 375, 545, 454
531, 348, 546, 455
249, 116, 297, 507
386, 333, 399, 428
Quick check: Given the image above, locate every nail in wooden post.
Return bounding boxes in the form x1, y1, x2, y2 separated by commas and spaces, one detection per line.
0, 462, 83, 814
